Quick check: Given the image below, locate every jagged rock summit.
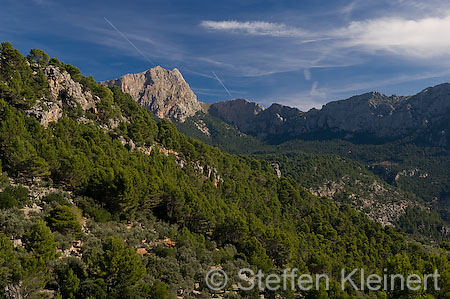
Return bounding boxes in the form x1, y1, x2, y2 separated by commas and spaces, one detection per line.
102, 66, 202, 122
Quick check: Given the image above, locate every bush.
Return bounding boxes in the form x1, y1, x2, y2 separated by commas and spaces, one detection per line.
47, 205, 82, 236
42, 193, 69, 206
5, 185, 29, 205
0, 192, 18, 209
149, 281, 172, 299
75, 197, 112, 223
23, 220, 56, 261
0, 184, 29, 210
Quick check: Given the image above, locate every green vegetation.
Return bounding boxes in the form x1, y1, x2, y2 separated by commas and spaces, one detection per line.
0, 186, 30, 209
0, 43, 449, 298
271, 139, 450, 224
0, 42, 49, 109
253, 152, 450, 241
47, 205, 82, 236
176, 112, 264, 154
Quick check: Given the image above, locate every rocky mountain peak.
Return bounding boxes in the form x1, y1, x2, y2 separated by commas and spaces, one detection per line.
102, 66, 202, 122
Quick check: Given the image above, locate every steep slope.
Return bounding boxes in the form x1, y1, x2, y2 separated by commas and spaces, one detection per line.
202, 88, 450, 231
100, 66, 450, 235
177, 111, 450, 239
102, 66, 202, 121
208, 98, 265, 132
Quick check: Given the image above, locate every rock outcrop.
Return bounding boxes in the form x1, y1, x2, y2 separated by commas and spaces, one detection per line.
26, 65, 98, 127
102, 66, 202, 122
45, 66, 97, 111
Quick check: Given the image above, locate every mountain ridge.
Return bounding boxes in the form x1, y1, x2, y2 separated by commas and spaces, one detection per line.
209, 84, 450, 146
104, 66, 450, 147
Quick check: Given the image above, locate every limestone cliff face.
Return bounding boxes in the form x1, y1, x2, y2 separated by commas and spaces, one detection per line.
102, 66, 202, 122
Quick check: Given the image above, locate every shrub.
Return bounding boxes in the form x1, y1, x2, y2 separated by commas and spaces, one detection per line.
0, 192, 18, 209
47, 205, 82, 236
42, 193, 69, 206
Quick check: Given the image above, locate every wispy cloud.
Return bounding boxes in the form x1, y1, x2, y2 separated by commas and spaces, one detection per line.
103, 17, 157, 66
192, 87, 246, 98
202, 13, 450, 60
257, 68, 450, 112
200, 20, 311, 38
260, 86, 327, 111
326, 69, 450, 95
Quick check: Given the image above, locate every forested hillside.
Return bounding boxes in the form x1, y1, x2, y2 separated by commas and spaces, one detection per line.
176, 112, 264, 154
258, 152, 449, 242
274, 139, 450, 223
1, 42, 450, 298
176, 111, 450, 242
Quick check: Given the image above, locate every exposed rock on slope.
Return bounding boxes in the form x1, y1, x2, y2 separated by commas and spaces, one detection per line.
102, 66, 202, 122
45, 66, 97, 111
26, 65, 98, 127
310, 176, 416, 227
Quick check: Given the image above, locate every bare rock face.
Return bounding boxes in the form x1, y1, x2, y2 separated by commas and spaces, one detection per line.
26, 65, 98, 127
45, 66, 96, 111
102, 66, 202, 122
26, 100, 62, 127
209, 99, 264, 131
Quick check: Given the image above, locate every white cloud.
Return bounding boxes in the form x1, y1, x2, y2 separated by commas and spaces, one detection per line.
310, 81, 326, 99
261, 92, 325, 111
259, 81, 327, 111
200, 20, 310, 38
202, 13, 450, 60
339, 14, 450, 58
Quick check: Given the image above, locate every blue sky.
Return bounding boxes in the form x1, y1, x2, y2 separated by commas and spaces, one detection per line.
2, 0, 450, 110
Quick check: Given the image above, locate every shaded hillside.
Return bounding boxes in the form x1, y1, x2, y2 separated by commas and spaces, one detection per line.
176, 112, 264, 154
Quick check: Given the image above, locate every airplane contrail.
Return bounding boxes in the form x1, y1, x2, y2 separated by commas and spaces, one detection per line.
105, 17, 234, 99
212, 71, 233, 98
104, 17, 156, 67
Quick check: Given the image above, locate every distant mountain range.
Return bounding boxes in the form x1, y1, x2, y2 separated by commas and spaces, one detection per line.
104, 66, 450, 147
